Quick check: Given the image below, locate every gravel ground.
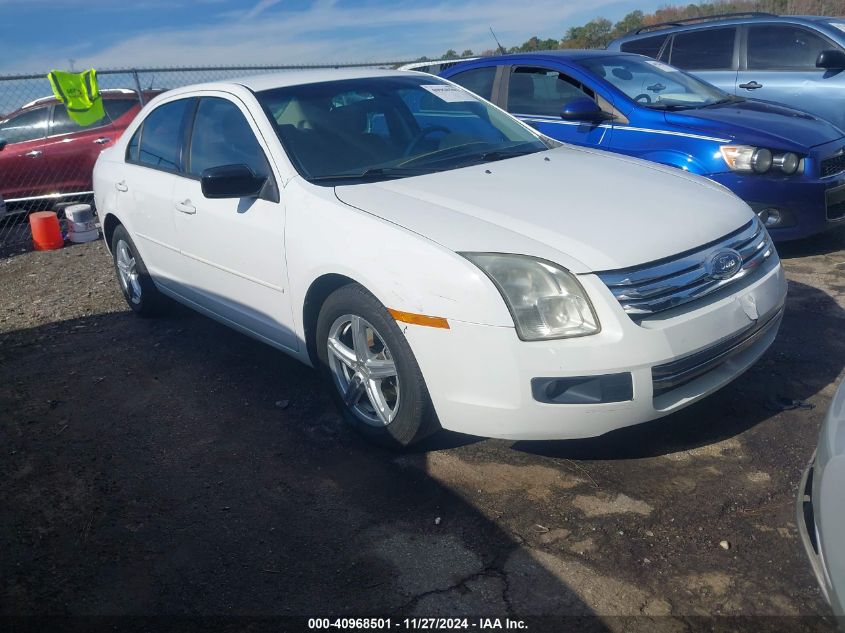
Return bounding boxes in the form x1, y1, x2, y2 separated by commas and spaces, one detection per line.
1, 228, 844, 631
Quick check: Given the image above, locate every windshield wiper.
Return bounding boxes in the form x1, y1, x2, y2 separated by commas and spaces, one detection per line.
310, 167, 430, 183
701, 96, 746, 108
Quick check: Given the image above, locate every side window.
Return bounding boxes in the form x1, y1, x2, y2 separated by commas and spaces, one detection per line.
138, 99, 192, 172
747, 25, 831, 70
0, 107, 49, 144
620, 34, 668, 59
448, 66, 498, 101
126, 126, 141, 162
507, 67, 595, 117
188, 97, 270, 179
103, 99, 138, 122
669, 27, 736, 70
50, 104, 109, 137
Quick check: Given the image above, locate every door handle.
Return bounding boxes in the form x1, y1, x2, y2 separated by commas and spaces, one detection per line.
115, 180, 128, 192
93, 137, 111, 145
739, 81, 763, 90
25, 150, 42, 158
175, 200, 196, 215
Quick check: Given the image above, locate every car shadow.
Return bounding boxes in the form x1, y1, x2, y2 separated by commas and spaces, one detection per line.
512, 279, 844, 461
0, 306, 610, 628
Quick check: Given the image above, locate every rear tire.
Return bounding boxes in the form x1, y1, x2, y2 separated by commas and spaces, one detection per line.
316, 283, 440, 448
111, 225, 166, 317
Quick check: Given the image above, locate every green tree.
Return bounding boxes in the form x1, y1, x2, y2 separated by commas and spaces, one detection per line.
443, 49, 458, 58
461, 49, 474, 57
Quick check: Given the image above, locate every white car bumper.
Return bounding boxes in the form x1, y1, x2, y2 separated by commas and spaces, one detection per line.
403, 254, 787, 440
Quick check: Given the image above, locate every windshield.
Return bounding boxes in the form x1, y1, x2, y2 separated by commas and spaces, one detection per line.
577, 55, 731, 110
256, 75, 548, 185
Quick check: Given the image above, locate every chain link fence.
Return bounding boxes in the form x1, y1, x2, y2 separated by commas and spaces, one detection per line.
0, 62, 416, 252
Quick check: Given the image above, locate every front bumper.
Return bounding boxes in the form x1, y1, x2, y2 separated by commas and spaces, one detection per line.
708, 171, 845, 242
797, 454, 833, 607
403, 253, 786, 440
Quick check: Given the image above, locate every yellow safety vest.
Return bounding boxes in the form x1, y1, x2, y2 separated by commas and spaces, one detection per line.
47, 69, 105, 126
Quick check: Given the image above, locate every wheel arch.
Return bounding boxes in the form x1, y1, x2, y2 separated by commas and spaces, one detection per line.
102, 212, 122, 252
302, 273, 359, 366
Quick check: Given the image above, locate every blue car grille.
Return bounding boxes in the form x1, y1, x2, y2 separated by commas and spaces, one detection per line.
597, 219, 775, 319
821, 152, 845, 178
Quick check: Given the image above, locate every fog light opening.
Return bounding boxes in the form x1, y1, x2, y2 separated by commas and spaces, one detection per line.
757, 207, 782, 227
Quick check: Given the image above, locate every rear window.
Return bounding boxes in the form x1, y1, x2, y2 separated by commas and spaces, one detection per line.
669, 27, 736, 70
620, 34, 668, 59
448, 66, 498, 101
136, 98, 193, 172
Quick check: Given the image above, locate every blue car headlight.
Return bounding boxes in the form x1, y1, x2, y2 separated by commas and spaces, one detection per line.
720, 145, 800, 175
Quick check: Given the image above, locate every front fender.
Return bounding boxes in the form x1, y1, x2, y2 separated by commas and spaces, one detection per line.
283, 179, 515, 346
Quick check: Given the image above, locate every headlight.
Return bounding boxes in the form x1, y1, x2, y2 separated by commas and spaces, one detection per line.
773, 151, 799, 175
462, 253, 599, 340
720, 145, 801, 174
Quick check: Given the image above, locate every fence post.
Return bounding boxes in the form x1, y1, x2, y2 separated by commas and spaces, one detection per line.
132, 69, 145, 106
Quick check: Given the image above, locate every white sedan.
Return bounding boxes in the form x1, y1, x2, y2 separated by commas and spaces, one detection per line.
93, 69, 787, 447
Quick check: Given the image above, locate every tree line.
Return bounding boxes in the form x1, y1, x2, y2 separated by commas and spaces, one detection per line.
416, 0, 845, 61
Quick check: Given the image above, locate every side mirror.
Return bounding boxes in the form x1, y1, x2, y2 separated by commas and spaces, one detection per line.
201, 164, 266, 199
560, 97, 611, 123
0, 138, 6, 151
817, 49, 845, 70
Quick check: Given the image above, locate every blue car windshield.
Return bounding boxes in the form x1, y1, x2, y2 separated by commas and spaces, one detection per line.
256, 75, 548, 185
578, 55, 731, 110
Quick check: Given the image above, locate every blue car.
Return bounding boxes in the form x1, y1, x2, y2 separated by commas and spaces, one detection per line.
440, 51, 845, 241
607, 13, 845, 131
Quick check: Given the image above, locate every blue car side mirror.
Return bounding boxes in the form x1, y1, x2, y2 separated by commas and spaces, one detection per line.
561, 97, 611, 123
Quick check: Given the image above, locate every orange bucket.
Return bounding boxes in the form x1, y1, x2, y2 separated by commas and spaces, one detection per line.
30, 211, 64, 251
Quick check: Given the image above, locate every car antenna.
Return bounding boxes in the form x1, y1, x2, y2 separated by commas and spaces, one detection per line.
489, 27, 506, 56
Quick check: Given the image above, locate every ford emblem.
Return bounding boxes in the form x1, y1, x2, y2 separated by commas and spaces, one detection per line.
707, 249, 743, 280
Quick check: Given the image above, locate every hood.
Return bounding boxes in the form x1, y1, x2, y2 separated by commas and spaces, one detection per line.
665, 100, 845, 151
334, 146, 754, 273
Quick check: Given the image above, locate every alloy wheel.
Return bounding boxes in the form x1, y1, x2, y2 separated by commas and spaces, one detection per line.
327, 314, 400, 427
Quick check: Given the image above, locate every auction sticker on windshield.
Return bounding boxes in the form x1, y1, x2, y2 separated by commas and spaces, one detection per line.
421, 84, 477, 102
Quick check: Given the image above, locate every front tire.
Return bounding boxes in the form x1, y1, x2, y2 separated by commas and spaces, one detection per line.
111, 225, 165, 317
316, 284, 439, 448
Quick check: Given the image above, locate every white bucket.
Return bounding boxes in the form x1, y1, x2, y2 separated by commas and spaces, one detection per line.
63, 204, 99, 243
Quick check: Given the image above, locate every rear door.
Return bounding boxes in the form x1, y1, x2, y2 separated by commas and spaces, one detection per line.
0, 106, 50, 202
664, 26, 740, 95
171, 94, 296, 352
117, 97, 195, 287
737, 23, 845, 130
502, 65, 614, 147
45, 103, 115, 195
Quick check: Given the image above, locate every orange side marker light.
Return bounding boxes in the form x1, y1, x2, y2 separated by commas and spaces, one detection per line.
388, 308, 450, 329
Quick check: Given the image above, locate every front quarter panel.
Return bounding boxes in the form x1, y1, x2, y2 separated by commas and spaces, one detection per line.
283, 178, 516, 349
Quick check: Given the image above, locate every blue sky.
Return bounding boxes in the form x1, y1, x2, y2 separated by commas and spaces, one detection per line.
1, 0, 668, 74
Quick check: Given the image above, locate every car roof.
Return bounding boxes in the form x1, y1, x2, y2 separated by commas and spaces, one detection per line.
455, 48, 639, 68
615, 13, 842, 41
230, 68, 419, 92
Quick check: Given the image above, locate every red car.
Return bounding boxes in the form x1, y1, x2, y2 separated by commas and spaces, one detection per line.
0, 89, 161, 212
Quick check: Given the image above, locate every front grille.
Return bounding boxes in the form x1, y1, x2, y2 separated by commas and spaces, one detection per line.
821, 151, 845, 178
597, 219, 774, 318
651, 307, 783, 397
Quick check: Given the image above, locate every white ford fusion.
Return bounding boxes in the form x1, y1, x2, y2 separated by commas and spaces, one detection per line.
93, 69, 787, 447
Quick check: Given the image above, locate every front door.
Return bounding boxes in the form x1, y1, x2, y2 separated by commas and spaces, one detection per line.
172, 94, 297, 352
503, 66, 613, 147
737, 23, 845, 130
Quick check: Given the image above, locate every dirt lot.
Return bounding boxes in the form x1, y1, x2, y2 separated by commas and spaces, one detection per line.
1, 229, 844, 631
